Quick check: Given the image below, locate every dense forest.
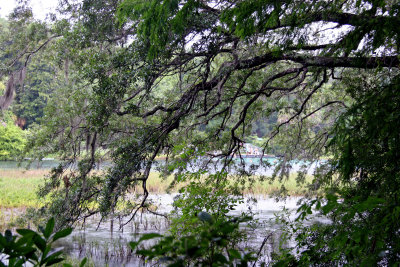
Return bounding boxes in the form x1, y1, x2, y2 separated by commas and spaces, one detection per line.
0, 0, 399, 266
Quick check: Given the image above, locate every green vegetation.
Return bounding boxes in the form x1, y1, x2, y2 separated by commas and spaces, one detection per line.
11, 57, 60, 129
0, 0, 399, 265
275, 73, 400, 265
131, 214, 255, 266
0, 169, 311, 209
0, 176, 42, 208
0, 113, 26, 160
132, 172, 257, 266
0, 170, 47, 208
0, 217, 86, 267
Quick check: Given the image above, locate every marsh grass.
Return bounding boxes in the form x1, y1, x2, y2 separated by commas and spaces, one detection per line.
54, 256, 95, 267
0, 170, 48, 208
0, 207, 28, 231
0, 169, 314, 210
242, 174, 315, 196
136, 172, 175, 194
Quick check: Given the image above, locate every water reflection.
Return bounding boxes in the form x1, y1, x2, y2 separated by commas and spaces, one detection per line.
57, 195, 329, 266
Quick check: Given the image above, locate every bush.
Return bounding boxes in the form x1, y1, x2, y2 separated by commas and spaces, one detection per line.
0, 113, 26, 160
0, 218, 86, 267
130, 212, 255, 266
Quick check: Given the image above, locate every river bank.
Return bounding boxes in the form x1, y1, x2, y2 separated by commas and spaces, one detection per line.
0, 168, 313, 209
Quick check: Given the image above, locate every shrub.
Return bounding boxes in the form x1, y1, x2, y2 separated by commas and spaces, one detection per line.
0, 218, 86, 267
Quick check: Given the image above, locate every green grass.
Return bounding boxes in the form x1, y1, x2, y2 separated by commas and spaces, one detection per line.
242, 174, 315, 196
0, 169, 315, 210
0, 170, 177, 209
0, 170, 47, 208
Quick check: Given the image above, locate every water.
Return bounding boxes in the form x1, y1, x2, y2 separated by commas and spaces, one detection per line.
0, 159, 61, 169
0, 157, 318, 176
57, 195, 329, 266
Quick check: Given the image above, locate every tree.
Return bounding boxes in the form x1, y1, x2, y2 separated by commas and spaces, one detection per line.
0, 4, 63, 114
0, 111, 26, 160
11, 56, 60, 129
11, 0, 400, 263
273, 69, 400, 266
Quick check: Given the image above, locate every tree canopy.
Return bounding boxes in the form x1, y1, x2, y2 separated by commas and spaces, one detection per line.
0, 0, 399, 264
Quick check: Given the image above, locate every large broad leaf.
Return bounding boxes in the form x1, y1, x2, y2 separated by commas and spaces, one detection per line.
5, 230, 13, 243
52, 228, 73, 242
43, 250, 64, 266
43, 218, 55, 239
16, 229, 37, 237
15, 233, 35, 247
33, 234, 46, 252
45, 257, 64, 266
45, 247, 64, 258
79, 257, 87, 267
15, 245, 36, 257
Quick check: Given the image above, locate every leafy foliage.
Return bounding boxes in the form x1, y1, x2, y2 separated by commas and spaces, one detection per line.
14, 0, 396, 228
12, 57, 60, 129
274, 72, 400, 265
0, 218, 86, 267
130, 212, 255, 266
0, 112, 26, 160
169, 172, 250, 236
1, 1, 400, 265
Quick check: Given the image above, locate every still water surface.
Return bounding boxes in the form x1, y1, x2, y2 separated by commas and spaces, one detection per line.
57, 195, 328, 266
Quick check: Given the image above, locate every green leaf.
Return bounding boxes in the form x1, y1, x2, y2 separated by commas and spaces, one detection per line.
44, 218, 55, 239
213, 253, 228, 263
79, 257, 87, 267
16, 229, 36, 237
228, 249, 242, 259
5, 230, 13, 243
129, 241, 139, 250
14, 234, 34, 247
52, 228, 73, 242
46, 247, 64, 258
14, 258, 27, 266
0, 233, 6, 246
33, 234, 46, 252
197, 211, 213, 224
45, 257, 64, 266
